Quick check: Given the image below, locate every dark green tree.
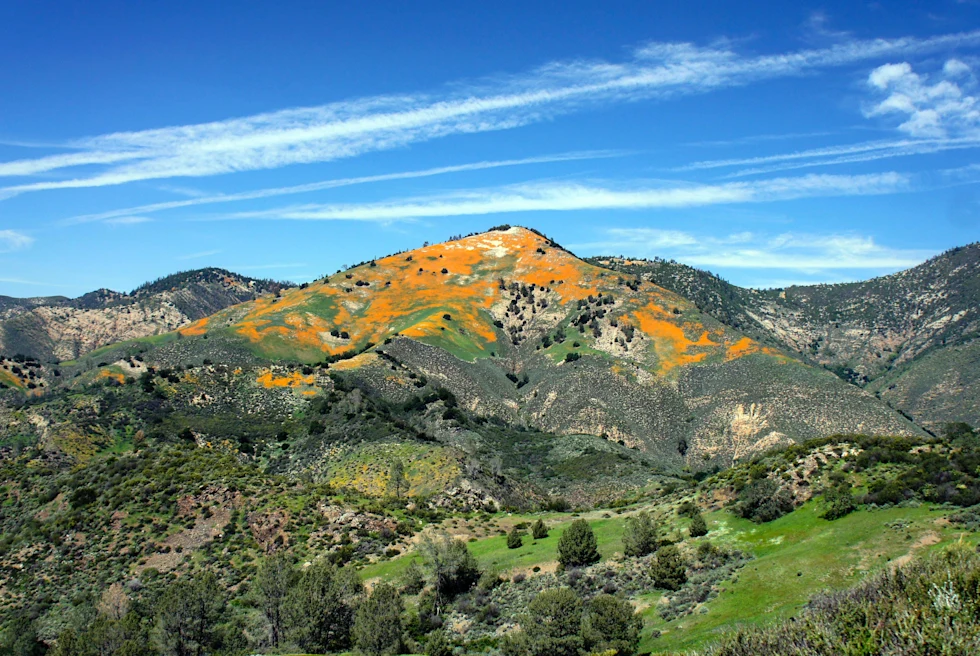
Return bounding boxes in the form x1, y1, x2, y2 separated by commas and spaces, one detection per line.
255, 552, 293, 647
689, 512, 709, 538
821, 481, 856, 521
557, 519, 601, 569
507, 526, 524, 549
531, 519, 548, 539
622, 512, 657, 557
418, 535, 481, 607
735, 478, 795, 523
503, 588, 584, 656
581, 594, 643, 656
650, 545, 688, 591
352, 582, 403, 656
156, 571, 225, 656
285, 560, 361, 653
386, 459, 408, 499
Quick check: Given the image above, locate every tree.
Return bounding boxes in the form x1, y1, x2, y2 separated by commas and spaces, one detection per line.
423, 630, 453, 656
650, 545, 688, 591
507, 526, 524, 549
689, 512, 709, 538
285, 560, 361, 653
418, 534, 481, 607
531, 519, 548, 539
353, 582, 403, 656
581, 594, 643, 656
508, 588, 584, 656
735, 478, 795, 523
821, 482, 856, 521
156, 571, 225, 656
622, 512, 657, 557
387, 459, 408, 499
556, 519, 600, 570
255, 552, 293, 647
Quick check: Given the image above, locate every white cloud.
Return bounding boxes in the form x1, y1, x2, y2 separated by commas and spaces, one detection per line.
103, 216, 153, 225
678, 136, 980, 177
866, 59, 980, 138
215, 172, 909, 222
2, 30, 979, 197
0, 230, 34, 252
572, 228, 932, 277
61, 151, 620, 225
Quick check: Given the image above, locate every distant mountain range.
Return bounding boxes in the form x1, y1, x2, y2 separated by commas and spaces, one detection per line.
0, 268, 290, 362
588, 242, 980, 432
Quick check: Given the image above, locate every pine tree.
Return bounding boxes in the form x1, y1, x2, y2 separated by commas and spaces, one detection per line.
531, 519, 548, 539
507, 526, 524, 549
353, 582, 403, 656
622, 512, 657, 557
689, 512, 708, 538
650, 545, 688, 591
556, 519, 600, 569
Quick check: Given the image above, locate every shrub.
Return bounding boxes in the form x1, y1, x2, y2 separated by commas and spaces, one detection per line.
419, 535, 481, 600
285, 560, 361, 653
821, 481, 856, 520
650, 545, 688, 591
689, 512, 708, 538
504, 588, 584, 656
353, 582, 403, 656
507, 527, 524, 549
532, 519, 548, 539
581, 594, 643, 656
735, 478, 795, 523
622, 512, 657, 557
557, 520, 601, 569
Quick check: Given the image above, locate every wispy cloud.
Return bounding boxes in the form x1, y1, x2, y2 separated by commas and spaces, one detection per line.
3, 30, 979, 197
573, 228, 933, 277
214, 172, 909, 222
103, 216, 153, 226
61, 151, 620, 225
678, 136, 980, 177
0, 230, 34, 252
177, 249, 222, 260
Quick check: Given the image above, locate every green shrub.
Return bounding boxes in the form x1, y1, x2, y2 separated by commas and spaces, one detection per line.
581, 594, 643, 656
735, 479, 795, 523
821, 482, 856, 520
503, 588, 583, 656
689, 512, 708, 538
353, 582, 403, 656
507, 526, 524, 549
622, 512, 657, 557
650, 545, 688, 591
557, 520, 600, 569
531, 519, 548, 539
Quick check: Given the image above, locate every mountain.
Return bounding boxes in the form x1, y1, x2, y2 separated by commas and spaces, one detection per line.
0, 268, 291, 362
589, 243, 980, 432
51, 226, 919, 471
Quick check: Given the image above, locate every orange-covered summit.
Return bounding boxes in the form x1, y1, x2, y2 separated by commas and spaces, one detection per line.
181, 226, 773, 374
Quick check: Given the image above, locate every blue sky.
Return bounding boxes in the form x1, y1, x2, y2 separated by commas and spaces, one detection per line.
1, 1, 979, 296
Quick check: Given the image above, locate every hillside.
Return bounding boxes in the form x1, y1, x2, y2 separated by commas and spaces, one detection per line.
91, 226, 922, 468
590, 244, 980, 431
0, 268, 290, 362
